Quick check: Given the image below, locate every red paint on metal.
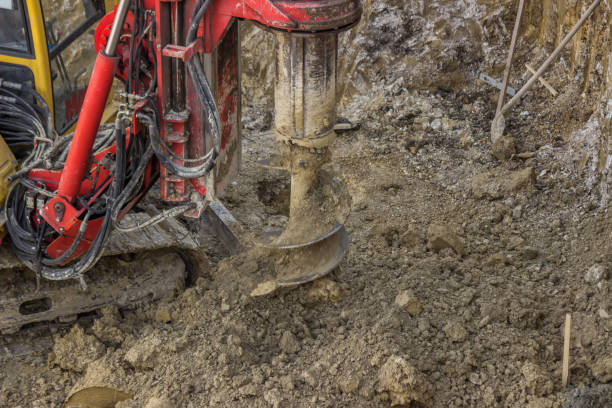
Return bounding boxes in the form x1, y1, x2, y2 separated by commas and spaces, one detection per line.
53, 52, 118, 203
162, 38, 204, 61
18, 0, 362, 261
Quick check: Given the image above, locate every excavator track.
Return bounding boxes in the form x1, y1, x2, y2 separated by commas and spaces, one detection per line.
0, 212, 198, 334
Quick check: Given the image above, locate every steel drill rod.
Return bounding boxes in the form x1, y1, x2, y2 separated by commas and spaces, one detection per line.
497, 0, 602, 118
104, 0, 131, 55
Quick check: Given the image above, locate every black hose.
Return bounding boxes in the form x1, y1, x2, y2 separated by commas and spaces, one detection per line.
144, 0, 220, 179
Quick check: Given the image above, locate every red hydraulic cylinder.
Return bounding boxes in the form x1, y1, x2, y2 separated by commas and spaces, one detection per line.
56, 52, 118, 202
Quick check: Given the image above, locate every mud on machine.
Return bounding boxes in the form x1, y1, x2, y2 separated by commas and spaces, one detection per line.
0, 0, 362, 328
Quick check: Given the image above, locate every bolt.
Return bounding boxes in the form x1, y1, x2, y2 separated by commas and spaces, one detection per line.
53, 201, 65, 222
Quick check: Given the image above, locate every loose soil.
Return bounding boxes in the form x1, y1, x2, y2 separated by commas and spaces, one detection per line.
1, 1, 611, 407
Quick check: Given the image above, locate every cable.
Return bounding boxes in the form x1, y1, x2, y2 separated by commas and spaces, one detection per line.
144, 0, 221, 179
115, 202, 195, 232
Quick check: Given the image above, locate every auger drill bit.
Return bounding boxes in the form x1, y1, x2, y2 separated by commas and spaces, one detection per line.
251, 31, 352, 296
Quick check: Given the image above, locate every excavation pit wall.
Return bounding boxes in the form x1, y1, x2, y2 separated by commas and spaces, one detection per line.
241, 0, 611, 205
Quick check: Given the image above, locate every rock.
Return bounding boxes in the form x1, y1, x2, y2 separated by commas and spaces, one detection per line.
521, 362, 553, 396
427, 224, 465, 255
526, 397, 554, 408
302, 369, 318, 387
280, 375, 294, 392
443, 322, 468, 342
471, 167, 536, 200
263, 388, 285, 408
144, 397, 174, 408
395, 290, 423, 316
519, 246, 540, 260
154, 304, 173, 323
510, 168, 536, 188
238, 384, 259, 397
478, 315, 491, 329
279, 330, 300, 354
507, 235, 525, 249
124, 335, 162, 370
51, 325, 105, 372
512, 205, 523, 219
338, 375, 360, 394
378, 355, 433, 407
399, 229, 424, 248
69, 355, 130, 395
585, 264, 607, 284
482, 386, 497, 406
592, 356, 612, 383
485, 252, 510, 266
91, 309, 126, 346
492, 134, 516, 161
305, 278, 347, 302
458, 288, 477, 306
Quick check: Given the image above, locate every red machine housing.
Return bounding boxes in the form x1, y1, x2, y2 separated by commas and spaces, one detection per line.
30, 0, 361, 263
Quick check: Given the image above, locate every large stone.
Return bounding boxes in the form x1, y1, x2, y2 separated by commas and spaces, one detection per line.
279, 330, 300, 354
521, 362, 553, 396
124, 335, 162, 370
395, 290, 423, 316
51, 325, 105, 373
472, 167, 536, 200
443, 322, 468, 342
305, 278, 347, 302
526, 397, 554, 408
427, 224, 466, 255
378, 355, 433, 407
338, 375, 360, 394
154, 304, 173, 323
585, 264, 607, 284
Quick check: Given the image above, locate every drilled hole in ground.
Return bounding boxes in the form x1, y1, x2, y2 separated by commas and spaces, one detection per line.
256, 177, 290, 216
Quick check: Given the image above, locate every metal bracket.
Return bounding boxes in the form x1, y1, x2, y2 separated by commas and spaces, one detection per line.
205, 200, 244, 255
162, 39, 204, 62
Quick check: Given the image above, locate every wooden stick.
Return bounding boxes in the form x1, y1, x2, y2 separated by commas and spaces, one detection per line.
562, 313, 571, 387
498, 0, 602, 118
526, 63, 558, 96
496, 0, 525, 117
525, 64, 558, 96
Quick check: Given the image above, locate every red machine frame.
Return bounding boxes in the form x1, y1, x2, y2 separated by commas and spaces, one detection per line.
24, 0, 361, 263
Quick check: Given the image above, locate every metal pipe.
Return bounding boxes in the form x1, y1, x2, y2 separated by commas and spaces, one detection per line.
104, 0, 131, 56
273, 31, 338, 149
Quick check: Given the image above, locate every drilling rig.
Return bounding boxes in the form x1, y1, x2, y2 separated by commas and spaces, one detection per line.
0, 0, 361, 331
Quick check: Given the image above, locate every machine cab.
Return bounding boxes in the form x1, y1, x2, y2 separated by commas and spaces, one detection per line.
0, 0, 112, 133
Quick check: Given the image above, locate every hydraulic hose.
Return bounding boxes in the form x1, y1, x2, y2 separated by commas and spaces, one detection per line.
148, 0, 221, 179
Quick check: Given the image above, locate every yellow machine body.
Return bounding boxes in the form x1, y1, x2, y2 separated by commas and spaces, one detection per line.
0, 0, 117, 227
0, 136, 16, 237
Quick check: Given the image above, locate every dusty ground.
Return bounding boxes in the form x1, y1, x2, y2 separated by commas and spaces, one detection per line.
1, 1, 612, 407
